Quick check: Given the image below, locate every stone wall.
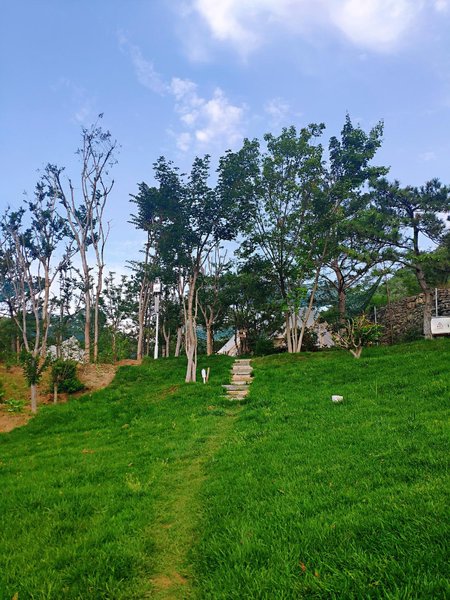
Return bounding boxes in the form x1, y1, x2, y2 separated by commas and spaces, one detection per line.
375, 288, 450, 343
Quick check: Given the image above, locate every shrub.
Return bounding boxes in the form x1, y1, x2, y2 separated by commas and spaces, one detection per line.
254, 336, 276, 356
5, 398, 25, 413
51, 359, 84, 395
301, 327, 319, 351
332, 314, 383, 358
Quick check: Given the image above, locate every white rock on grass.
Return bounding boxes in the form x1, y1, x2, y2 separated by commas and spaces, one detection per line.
331, 395, 344, 403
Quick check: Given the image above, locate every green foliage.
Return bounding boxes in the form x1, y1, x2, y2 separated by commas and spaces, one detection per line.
0, 379, 4, 402
300, 326, 319, 351
4, 398, 25, 413
254, 335, 275, 356
0, 318, 17, 363
332, 314, 383, 358
50, 359, 84, 393
19, 351, 50, 386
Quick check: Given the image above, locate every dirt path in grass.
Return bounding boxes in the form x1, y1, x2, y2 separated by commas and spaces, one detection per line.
148, 405, 241, 599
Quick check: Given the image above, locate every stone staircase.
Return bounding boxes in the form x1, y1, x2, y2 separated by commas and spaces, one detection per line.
222, 359, 253, 400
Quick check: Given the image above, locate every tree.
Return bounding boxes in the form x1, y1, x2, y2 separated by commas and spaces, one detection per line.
129, 181, 175, 360
332, 314, 382, 358
47, 116, 117, 362
222, 257, 283, 354
153, 155, 243, 381
0, 177, 71, 411
221, 124, 327, 353
101, 272, 135, 362
322, 115, 388, 322
373, 178, 450, 338
197, 245, 230, 356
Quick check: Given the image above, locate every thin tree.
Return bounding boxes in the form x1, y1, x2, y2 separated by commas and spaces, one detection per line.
48, 116, 117, 362
197, 245, 229, 356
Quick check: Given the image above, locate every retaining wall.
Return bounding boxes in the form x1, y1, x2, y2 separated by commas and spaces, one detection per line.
375, 288, 450, 343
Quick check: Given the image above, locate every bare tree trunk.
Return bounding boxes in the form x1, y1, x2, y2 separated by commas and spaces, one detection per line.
175, 327, 183, 357
84, 288, 91, 362
350, 347, 363, 359
184, 274, 198, 382
53, 383, 58, 404
331, 261, 346, 323
93, 266, 103, 363
30, 384, 38, 414
162, 322, 171, 358
137, 307, 145, 360
416, 266, 433, 339
285, 312, 293, 353
206, 322, 214, 356
297, 262, 322, 353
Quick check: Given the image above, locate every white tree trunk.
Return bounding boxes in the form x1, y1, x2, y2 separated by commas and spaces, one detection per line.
30, 384, 38, 414
175, 327, 183, 357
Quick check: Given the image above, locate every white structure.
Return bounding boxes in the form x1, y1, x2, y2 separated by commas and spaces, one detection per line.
47, 336, 85, 362
431, 317, 450, 335
217, 334, 240, 356
217, 310, 334, 355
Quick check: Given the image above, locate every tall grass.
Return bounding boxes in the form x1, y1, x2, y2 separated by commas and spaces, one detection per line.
0, 341, 448, 598
192, 340, 449, 598
0, 355, 234, 599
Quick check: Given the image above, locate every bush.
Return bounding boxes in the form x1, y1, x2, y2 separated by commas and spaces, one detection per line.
51, 359, 84, 394
301, 327, 319, 351
254, 336, 276, 356
332, 314, 382, 358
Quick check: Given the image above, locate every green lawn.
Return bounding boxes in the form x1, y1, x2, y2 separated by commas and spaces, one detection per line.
0, 341, 448, 599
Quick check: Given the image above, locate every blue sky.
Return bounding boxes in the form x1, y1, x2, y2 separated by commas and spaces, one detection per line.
1, 0, 450, 271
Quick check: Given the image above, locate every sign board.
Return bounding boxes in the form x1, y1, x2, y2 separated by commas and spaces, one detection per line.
431, 317, 450, 335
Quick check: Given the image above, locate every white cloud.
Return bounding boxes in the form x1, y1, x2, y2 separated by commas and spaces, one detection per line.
52, 78, 95, 123
170, 78, 245, 150
264, 97, 292, 127
434, 0, 449, 11
419, 151, 436, 162
330, 0, 423, 50
118, 33, 167, 93
119, 36, 246, 152
186, 0, 440, 54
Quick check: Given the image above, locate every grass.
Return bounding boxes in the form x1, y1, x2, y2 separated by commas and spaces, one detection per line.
0, 354, 236, 599
192, 340, 450, 599
0, 340, 449, 598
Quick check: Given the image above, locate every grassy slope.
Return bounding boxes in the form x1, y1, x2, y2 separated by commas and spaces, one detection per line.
193, 340, 449, 599
0, 355, 235, 599
0, 341, 448, 599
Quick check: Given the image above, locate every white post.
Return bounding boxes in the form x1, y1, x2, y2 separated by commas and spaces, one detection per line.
153, 279, 161, 360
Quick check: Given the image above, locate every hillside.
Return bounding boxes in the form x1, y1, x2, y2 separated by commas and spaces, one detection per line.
0, 341, 448, 599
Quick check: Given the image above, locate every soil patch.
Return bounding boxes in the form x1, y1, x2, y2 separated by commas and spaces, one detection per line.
0, 359, 141, 434
150, 572, 188, 596
0, 412, 31, 433
78, 363, 117, 390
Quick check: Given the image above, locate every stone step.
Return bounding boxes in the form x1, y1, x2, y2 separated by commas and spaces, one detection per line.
232, 376, 253, 383
223, 384, 249, 391
224, 359, 253, 401
227, 390, 249, 399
